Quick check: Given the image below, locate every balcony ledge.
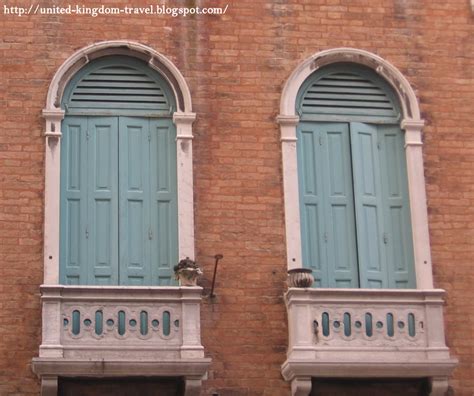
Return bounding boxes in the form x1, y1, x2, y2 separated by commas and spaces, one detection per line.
282, 358, 457, 380
32, 357, 211, 378
282, 288, 458, 396
33, 285, 211, 396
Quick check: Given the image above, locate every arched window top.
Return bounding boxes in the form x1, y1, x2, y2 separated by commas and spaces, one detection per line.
280, 48, 422, 122
44, 40, 193, 116
62, 56, 176, 117
297, 64, 401, 123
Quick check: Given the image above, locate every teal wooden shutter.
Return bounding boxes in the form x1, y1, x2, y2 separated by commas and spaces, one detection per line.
60, 57, 179, 286
350, 122, 388, 288
119, 117, 152, 285
60, 117, 119, 285
118, 117, 177, 286
298, 122, 327, 286
320, 123, 359, 287
60, 117, 88, 285
377, 125, 416, 288
350, 122, 415, 288
149, 119, 178, 285
87, 117, 119, 285
297, 122, 359, 287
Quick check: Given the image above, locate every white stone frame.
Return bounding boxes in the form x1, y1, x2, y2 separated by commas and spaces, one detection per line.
43, 41, 196, 285
278, 47, 434, 289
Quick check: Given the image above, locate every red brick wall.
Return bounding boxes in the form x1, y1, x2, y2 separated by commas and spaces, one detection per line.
1, 0, 473, 395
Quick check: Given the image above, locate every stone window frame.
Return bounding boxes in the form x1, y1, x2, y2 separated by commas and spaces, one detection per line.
42, 40, 196, 285
278, 48, 434, 289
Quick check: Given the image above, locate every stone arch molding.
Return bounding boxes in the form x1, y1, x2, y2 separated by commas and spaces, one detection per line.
277, 48, 434, 289
43, 41, 196, 285
46, 40, 193, 114
279, 47, 421, 120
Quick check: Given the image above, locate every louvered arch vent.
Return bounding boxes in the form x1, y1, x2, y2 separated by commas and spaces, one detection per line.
299, 68, 399, 120
65, 62, 172, 113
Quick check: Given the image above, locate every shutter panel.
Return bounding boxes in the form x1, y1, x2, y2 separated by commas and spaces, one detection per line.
60, 117, 88, 285
299, 69, 399, 122
350, 122, 388, 288
378, 126, 416, 288
68, 65, 171, 113
297, 122, 359, 287
297, 122, 328, 287
149, 119, 178, 285
320, 123, 359, 287
119, 117, 152, 285
87, 117, 119, 285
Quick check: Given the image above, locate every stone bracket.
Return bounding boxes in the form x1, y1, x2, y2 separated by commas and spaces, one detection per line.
291, 377, 312, 396
40, 376, 58, 396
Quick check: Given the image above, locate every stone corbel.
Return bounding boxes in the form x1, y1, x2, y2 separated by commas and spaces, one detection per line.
40, 375, 58, 396
291, 377, 312, 396
173, 112, 196, 140
429, 377, 449, 396
401, 119, 424, 148
277, 115, 299, 142
184, 376, 203, 396
43, 109, 65, 140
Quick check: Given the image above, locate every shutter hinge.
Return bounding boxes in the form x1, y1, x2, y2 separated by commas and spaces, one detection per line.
148, 227, 153, 240
319, 135, 323, 146
377, 141, 381, 150
324, 232, 328, 243
85, 227, 89, 239
148, 131, 151, 142
383, 232, 388, 244
86, 130, 90, 140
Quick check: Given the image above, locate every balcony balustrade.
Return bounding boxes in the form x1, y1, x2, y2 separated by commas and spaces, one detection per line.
32, 285, 210, 396
282, 288, 457, 396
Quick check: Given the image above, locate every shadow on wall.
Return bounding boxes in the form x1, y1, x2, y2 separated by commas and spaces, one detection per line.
311, 378, 430, 396
58, 377, 184, 396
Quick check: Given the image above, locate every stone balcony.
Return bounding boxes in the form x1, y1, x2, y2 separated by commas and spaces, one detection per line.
32, 285, 211, 396
282, 288, 457, 396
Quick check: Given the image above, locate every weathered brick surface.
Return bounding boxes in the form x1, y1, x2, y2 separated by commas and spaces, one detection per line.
0, 0, 473, 394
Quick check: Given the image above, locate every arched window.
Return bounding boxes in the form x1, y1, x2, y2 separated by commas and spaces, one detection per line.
60, 56, 178, 285
41, 41, 197, 286
278, 48, 436, 290
296, 64, 415, 288
279, 50, 457, 396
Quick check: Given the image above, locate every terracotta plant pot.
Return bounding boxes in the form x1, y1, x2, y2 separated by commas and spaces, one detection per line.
287, 268, 314, 288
